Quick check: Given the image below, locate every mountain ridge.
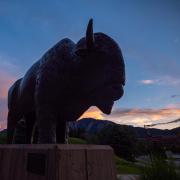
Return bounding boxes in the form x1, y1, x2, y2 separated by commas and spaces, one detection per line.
0, 118, 179, 139
69, 118, 180, 138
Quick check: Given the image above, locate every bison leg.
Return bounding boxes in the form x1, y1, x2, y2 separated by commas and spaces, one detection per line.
36, 107, 57, 144
12, 119, 26, 144
56, 121, 68, 144
31, 122, 39, 144
7, 111, 22, 144
25, 112, 36, 144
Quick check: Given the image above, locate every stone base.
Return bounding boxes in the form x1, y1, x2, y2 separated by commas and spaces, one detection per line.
0, 144, 117, 180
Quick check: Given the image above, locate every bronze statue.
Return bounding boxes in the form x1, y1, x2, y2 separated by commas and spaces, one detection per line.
7, 19, 125, 144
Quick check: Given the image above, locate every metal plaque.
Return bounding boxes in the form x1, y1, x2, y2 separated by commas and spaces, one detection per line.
26, 153, 46, 176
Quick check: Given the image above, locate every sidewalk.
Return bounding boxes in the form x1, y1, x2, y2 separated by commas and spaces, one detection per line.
117, 174, 140, 180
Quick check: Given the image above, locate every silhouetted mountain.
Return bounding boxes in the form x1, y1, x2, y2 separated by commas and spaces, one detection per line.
69, 118, 179, 138
0, 118, 179, 139
133, 126, 177, 138
0, 129, 7, 135
69, 118, 114, 135
171, 126, 180, 135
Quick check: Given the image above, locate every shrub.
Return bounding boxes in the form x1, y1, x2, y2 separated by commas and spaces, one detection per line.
0, 133, 7, 144
140, 156, 180, 180
94, 124, 137, 161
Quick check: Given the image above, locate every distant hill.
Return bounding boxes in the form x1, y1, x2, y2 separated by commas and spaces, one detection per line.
0, 129, 7, 136
171, 126, 180, 135
69, 118, 114, 135
69, 118, 180, 138
0, 118, 179, 139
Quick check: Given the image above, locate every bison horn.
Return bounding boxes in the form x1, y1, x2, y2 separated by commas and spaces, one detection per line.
86, 18, 95, 49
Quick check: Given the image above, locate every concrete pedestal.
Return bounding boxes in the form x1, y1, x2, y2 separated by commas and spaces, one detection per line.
0, 144, 117, 180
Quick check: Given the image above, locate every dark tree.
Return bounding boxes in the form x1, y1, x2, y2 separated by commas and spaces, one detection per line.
96, 124, 137, 161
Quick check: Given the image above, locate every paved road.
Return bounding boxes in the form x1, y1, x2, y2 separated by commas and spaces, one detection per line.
117, 174, 140, 180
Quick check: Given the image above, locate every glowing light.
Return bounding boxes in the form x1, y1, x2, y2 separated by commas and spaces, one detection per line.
79, 106, 104, 120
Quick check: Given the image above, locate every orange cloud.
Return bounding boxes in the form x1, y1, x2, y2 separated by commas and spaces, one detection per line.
77, 105, 180, 129
0, 70, 16, 99
0, 68, 18, 129
109, 108, 180, 117
0, 98, 8, 130
79, 106, 104, 120
0, 121, 7, 130
166, 103, 180, 109
78, 106, 180, 129
139, 76, 180, 86
103, 108, 180, 129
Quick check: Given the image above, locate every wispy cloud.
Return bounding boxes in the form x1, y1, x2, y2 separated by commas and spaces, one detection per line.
139, 79, 159, 85
108, 108, 180, 119
166, 103, 180, 109
139, 76, 180, 86
79, 107, 180, 129
171, 95, 180, 98
146, 118, 180, 127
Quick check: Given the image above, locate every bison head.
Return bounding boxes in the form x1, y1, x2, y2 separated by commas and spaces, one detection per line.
69, 19, 125, 115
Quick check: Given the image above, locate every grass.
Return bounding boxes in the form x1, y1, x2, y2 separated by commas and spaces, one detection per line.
68, 137, 87, 144
0, 132, 7, 144
114, 155, 142, 174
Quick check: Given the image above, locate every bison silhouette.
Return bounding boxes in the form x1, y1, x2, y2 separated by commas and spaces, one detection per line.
7, 19, 125, 144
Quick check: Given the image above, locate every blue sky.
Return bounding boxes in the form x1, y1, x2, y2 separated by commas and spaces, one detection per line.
0, 0, 180, 129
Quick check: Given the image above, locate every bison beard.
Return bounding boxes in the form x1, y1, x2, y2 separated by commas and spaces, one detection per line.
7, 19, 125, 144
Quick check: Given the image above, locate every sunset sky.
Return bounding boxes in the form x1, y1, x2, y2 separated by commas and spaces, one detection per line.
0, 0, 180, 130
